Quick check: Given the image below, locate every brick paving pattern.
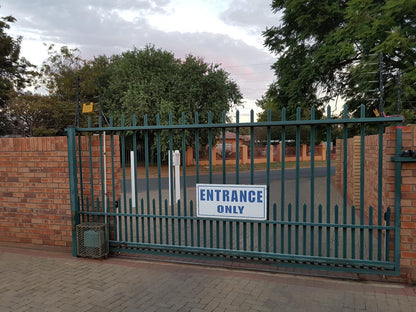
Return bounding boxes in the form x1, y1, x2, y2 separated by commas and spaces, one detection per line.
1, 246, 415, 312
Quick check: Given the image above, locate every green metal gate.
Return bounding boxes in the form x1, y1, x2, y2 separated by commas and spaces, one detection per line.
67, 105, 403, 275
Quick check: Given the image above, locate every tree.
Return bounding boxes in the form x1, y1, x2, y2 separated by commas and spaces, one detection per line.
40, 45, 110, 127
0, 14, 35, 135
4, 92, 74, 136
41, 45, 111, 101
263, 0, 416, 120
38, 44, 242, 151
102, 46, 180, 126
0, 15, 34, 105
102, 45, 242, 156
256, 82, 325, 144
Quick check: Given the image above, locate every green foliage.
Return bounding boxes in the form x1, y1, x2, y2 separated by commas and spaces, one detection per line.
102, 45, 242, 156
0, 15, 35, 106
102, 46, 180, 126
4, 34, 241, 139
263, 0, 416, 120
102, 46, 242, 126
40, 45, 110, 103
256, 84, 325, 144
4, 93, 74, 136
0, 14, 36, 135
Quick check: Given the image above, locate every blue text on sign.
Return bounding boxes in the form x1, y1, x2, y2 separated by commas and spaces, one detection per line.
199, 189, 263, 203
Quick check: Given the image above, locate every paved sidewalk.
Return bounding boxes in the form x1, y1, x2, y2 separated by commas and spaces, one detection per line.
1, 245, 415, 312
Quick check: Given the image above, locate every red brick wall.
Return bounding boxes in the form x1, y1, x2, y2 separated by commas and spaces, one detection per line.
335, 125, 416, 283
0, 137, 71, 247
0, 135, 120, 248
393, 126, 416, 282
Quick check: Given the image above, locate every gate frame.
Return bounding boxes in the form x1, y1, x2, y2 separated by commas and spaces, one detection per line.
66, 106, 404, 275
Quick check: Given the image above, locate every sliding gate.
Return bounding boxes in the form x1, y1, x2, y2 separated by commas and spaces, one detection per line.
67, 105, 403, 275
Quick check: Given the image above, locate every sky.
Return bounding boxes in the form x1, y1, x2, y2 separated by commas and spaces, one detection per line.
0, 0, 280, 121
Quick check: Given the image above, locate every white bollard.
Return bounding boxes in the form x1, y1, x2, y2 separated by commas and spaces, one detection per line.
174, 150, 181, 203
130, 150, 136, 208
169, 150, 181, 206
168, 151, 172, 207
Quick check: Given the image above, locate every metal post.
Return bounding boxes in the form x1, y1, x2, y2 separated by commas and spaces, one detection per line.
66, 126, 79, 257
174, 150, 181, 203
379, 53, 384, 116
168, 150, 172, 207
130, 151, 136, 208
394, 124, 402, 274
75, 76, 80, 127
103, 131, 107, 223
397, 71, 402, 114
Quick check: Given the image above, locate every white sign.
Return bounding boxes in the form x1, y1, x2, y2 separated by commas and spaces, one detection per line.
196, 184, 267, 220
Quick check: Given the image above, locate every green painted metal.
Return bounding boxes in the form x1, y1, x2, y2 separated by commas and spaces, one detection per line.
360, 106, 365, 260
251, 110, 255, 185
236, 111, 240, 184
66, 104, 403, 275
342, 106, 348, 259
394, 125, 402, 274
73, 114, 402, 132
66, 126, 79, 257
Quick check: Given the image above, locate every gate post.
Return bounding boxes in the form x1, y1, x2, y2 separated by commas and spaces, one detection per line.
66, 126, 80, 257
394, 124, 402, 275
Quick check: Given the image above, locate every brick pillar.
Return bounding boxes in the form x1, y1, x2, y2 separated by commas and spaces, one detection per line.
275, 145, 281, 162
211, 147, 217, 166
321, 143, 327, 161
186, 147, 194, 166
392, 126, 416, 282
301, 144, 307, 161
241, 145, 248, 164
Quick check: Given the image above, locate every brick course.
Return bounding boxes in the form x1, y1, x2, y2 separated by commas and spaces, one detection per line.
335, 125, 416, 283
0, 135, 120, 248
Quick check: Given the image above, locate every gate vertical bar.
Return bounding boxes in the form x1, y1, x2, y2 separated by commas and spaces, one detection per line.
377, 123, 383, 261
326, 106, 331, 225
110, 118, 116, 239
77, 131, 84, 212
266, 109, 271, 209
281, 108, 286, 217
67, 126, 79, 257
208, 112, 212, 184
195, 112, 200, 184
342, 105, 348, 259
181, 113, 188, 245
222, 111, 226, 184
156, 115, 162, 216
310, 107, 315, 257
394, 123, 402, 273
181, 113, 187, 211
87, 119, 95, 214
310, 107, 315, 211
360, 105, 366, 260
236, 111, 240, 184
120, 117, 127, 241
98, 117, 105, 223
295, 108, 301, 255
250, 110, 255, 185
144, 115, 150, 216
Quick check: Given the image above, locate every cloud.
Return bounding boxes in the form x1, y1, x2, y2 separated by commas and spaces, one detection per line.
1, 0, 276, 102
220, 0, 277, 32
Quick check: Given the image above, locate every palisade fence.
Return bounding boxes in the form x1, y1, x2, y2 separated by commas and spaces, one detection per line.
67, 105, 404, 275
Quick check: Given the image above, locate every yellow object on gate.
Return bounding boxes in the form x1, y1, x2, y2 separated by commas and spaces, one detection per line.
82, 102, 94, 113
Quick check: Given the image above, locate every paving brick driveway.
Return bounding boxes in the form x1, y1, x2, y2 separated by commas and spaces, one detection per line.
1, 245, 415, 312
